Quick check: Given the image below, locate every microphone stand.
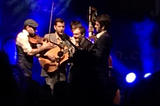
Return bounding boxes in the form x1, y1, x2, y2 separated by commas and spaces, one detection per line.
58, 33, 79, 51
56, 48, 64, 82
57, 33, 80, 82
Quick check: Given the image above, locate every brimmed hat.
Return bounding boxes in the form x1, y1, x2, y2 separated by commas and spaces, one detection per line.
24, 19, 38, 28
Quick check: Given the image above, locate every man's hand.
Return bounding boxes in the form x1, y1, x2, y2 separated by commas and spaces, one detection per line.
42, 41, 54, 50
44, 52, 56, 61
88, 25, 94, 33
88, 25, 95, 38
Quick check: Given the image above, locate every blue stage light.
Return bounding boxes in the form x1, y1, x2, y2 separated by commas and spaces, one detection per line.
144, 73, 152, 78
126, 72, 136, 83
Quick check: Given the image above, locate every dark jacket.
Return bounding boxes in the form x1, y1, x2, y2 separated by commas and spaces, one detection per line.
89, 32, 113, 77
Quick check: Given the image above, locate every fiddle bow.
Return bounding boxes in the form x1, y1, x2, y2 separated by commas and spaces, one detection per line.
38, 2, 69, 73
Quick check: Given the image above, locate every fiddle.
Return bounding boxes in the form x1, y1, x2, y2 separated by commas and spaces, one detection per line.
28, 34, 49, 49
28, 34, 48, 44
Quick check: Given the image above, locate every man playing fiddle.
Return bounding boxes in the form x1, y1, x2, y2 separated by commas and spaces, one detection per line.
16, 19, 54, 105
16, 19, 53, 80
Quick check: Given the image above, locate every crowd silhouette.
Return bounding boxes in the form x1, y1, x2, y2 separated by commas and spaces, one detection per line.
0, 49, 120, 106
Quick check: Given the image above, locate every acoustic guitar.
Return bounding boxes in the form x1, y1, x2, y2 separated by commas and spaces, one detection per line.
38, 45, 69, 73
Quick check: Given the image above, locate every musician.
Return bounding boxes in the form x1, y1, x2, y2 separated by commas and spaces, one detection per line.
16, 19, 54, 105
89, 14, 120, 105
68, 21, 93, 83
89, 14, 112, 78
41, 18, 74, 91
16, 19, 53, 79
72, 24, 92, 51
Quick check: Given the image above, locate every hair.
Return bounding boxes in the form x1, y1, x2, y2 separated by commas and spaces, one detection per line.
72, 25, 86, 36
23, 26, 27, 29
54, 18, 65, 25
70, 20, 82, 31
79, 26, 86, 36
95, 14, 111, 30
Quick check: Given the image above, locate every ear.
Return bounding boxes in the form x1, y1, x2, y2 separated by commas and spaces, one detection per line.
53, 25, 56, 30
25, 25, 30, 30
26, 25, 29, 29
102, 26, 105, 30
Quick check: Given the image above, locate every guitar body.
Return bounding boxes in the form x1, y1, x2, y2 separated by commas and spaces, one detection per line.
38, 46, 69, 73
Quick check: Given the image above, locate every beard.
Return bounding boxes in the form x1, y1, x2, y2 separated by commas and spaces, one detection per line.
57, 31, 64, 35
74, 37, 82, 43
29, 33, 35, 37
75, 39, 79, 43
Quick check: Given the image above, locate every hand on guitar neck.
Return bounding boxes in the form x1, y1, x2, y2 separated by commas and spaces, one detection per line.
88, 24, 97, 42
88, 24, 94, 37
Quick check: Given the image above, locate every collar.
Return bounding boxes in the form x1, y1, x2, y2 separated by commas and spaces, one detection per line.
96, 30, 107, 38
22, 29, 29, 35
79, 37, 85, 46
55, 32, 62, 40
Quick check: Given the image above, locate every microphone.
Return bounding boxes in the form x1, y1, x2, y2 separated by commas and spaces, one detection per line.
58, 33, 69, 41
58, 33, 79, 51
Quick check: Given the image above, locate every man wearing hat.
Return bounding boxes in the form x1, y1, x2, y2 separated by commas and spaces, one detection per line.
16, 18, 54, 83
15, 19, 54, 105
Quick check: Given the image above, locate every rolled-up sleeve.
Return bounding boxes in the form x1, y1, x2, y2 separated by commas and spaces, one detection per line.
16, 32, 32, 54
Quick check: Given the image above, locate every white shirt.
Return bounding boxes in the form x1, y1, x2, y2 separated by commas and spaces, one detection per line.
16, 29, 32, 54
96, 30, 107, 38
